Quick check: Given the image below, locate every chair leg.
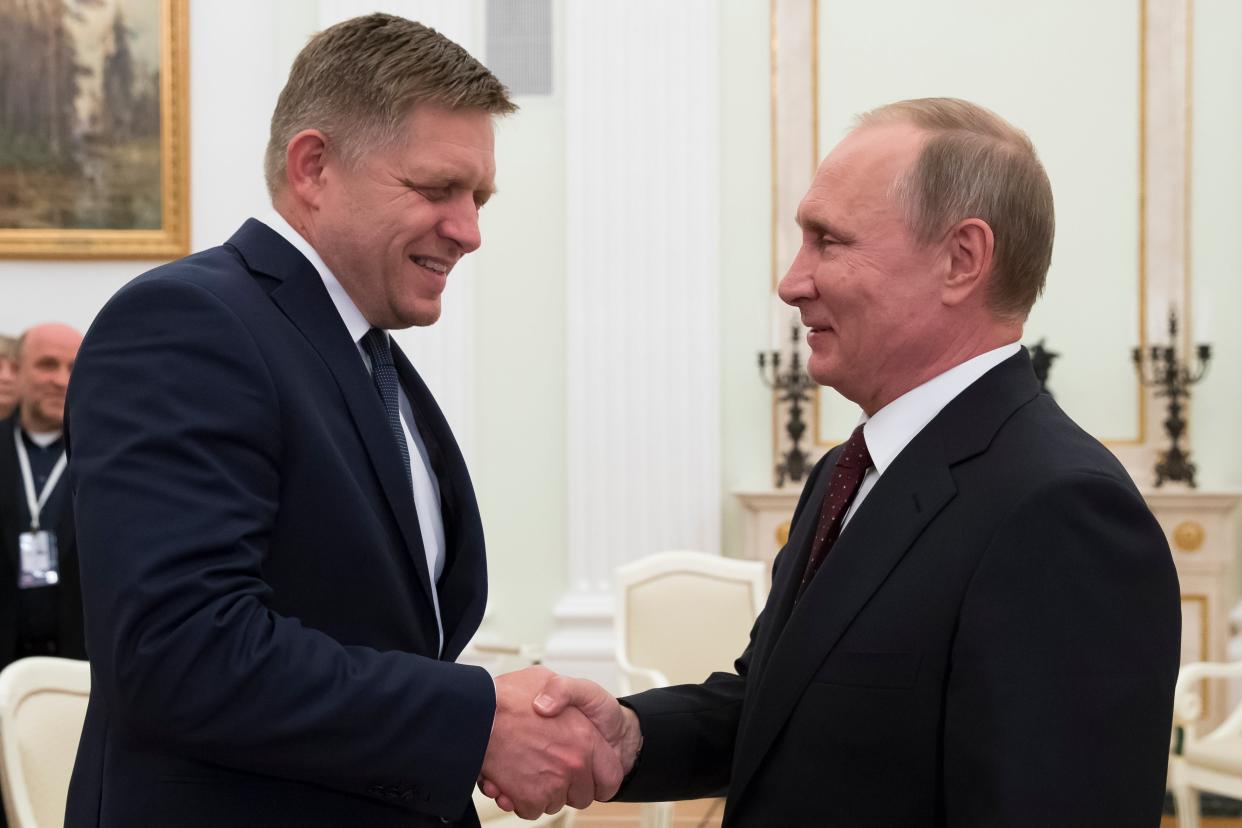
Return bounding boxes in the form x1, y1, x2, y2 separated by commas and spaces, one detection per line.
638, 801, 675, 828
1171, 783, 1200, 828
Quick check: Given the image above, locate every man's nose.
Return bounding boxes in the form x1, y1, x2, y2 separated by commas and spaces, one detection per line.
778, 247, 816, 306
440, 196, 482, 254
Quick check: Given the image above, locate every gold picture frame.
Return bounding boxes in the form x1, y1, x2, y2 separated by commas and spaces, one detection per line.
0, 0, 189, 259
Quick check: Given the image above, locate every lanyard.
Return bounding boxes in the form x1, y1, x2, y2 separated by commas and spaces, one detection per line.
13, 422, 67, 532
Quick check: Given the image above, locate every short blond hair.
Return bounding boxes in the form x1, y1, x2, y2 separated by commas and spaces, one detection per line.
265, 13, 516, 196
857, 98, 1055, 320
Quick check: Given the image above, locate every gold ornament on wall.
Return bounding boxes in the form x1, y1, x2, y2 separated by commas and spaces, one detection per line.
1173, 521, 1205, 553
775, 520, 791, 548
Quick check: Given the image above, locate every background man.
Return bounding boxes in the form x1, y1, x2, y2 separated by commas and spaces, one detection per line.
507, 98, 1181, 826
66, 15, 617, 827
0, 323, 85, 673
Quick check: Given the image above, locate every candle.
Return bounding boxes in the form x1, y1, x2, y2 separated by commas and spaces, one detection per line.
1193, 288, 1213, 346
783, 310, 798, 350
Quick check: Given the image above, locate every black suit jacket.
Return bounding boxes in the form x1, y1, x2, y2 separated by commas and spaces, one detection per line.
65, 220, 494, 827
618, 351, 1181, 827
0, 413, 85, 665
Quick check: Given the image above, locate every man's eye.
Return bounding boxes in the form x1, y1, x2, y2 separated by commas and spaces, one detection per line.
817, 236, 839, 249
416, 186, 450, 201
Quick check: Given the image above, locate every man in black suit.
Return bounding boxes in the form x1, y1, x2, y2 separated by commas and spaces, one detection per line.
502, 98, 1182, 825
0, 323, 85, 670
66, 15, 619, 827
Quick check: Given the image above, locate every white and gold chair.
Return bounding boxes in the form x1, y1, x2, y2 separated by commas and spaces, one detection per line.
0, 656, 91, 828
0, 654, 570, 828
1168, 660, 1242, 827
614, 550, 767, 828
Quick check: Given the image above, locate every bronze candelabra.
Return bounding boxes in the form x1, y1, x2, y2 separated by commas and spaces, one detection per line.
1132, 308, 1212, 488
1028, 338, 1059, 396
758, 322, 818, 487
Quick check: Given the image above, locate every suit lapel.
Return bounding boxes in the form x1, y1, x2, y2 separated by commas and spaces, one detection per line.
742, 453, 837, 685
729, 349, 1042, 804
391, 345, 487, 659
226, 220, 436, 610
730, 437, 956, 801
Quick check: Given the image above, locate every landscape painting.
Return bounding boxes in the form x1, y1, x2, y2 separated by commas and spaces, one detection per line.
0, 0, 188, 258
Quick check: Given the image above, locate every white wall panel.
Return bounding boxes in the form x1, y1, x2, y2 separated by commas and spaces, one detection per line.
545, 0, 721, 686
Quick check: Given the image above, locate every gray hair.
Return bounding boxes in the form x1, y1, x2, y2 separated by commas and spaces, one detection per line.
857, 98, 1055, 320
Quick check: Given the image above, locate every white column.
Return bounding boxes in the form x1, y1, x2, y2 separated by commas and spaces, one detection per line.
315, 0, 479, 463
543, 0, 721, 689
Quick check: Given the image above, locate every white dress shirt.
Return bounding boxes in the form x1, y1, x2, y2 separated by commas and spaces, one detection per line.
843, 342, 1022, 529
261, 213, 446, 652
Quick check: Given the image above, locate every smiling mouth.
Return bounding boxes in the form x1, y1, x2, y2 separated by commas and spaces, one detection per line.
410, 255, 450, 275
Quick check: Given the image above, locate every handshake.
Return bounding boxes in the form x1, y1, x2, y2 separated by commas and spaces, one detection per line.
478, 666, 644, 819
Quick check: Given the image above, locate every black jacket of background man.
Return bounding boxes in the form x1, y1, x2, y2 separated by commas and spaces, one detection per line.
0, 411, 86, 668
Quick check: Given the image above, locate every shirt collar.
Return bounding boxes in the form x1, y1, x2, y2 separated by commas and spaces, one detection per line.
22, 428, 63, 449
259, 211, 373, 346
861, 342, 1022, 474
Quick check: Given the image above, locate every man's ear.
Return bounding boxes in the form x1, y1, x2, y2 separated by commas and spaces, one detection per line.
284, 129, 331, 208
941, 217, 995, 307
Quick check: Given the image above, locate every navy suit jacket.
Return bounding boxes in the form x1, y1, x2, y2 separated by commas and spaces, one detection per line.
616, 351, 1181, 827
65, 220, 494, 827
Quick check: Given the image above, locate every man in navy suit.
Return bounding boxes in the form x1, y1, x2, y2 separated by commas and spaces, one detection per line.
497, 99, 1182, 825
66, 15, 619, 827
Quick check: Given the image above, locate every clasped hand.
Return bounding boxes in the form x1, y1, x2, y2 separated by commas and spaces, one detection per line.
478, 666, 642, 819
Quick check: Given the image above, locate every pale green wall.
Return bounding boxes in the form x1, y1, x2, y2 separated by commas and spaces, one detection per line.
471, 2, 568, 648
4, 1, 1233, 650
1190, 0, 1242, 494
718, 1, 776, 559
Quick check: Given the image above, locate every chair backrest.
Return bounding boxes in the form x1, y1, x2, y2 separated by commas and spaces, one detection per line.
0, 657, 90, 828
615, 551, 767, 693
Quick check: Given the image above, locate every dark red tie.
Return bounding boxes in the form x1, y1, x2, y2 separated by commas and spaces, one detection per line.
797, 424, 873, 599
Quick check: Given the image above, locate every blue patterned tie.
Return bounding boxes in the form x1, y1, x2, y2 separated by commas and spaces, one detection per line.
361, 328, 413, 491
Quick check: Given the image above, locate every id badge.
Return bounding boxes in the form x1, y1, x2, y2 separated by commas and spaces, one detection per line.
18, 530, 59, 589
